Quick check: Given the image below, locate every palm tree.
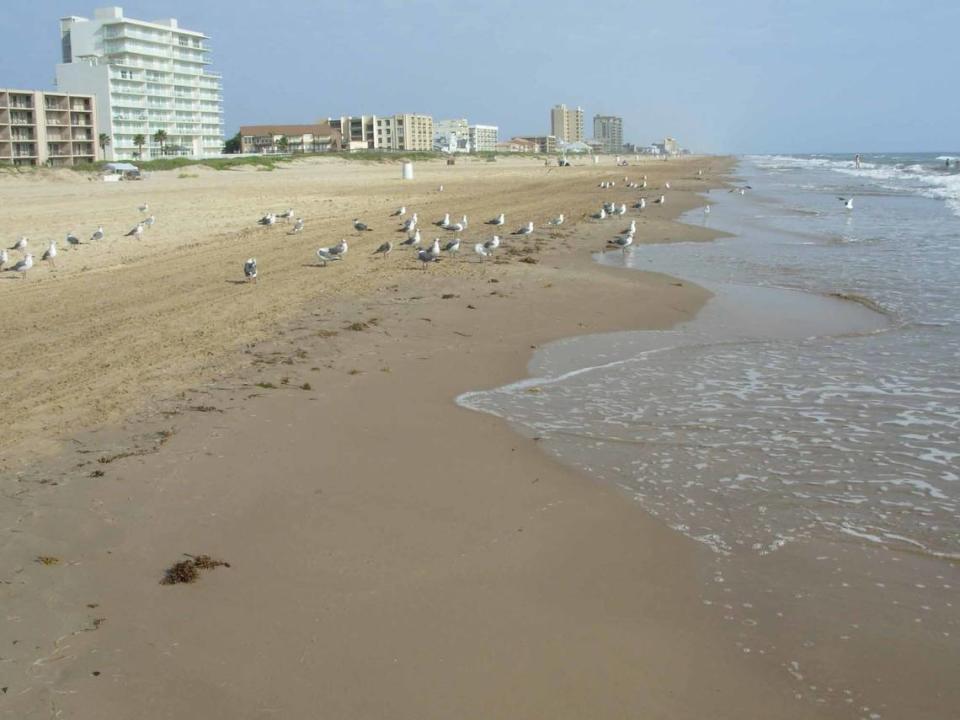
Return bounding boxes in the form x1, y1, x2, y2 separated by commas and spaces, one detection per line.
98, 133, 111, 159
132, 133, 146, 159
152, 129, 168, 156
276, 136, 289, 154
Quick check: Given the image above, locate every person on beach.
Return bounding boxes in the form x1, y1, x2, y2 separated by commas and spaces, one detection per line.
855, 153, 862, 169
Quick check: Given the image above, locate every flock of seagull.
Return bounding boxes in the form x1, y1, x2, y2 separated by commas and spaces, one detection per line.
1, 202, 156, 279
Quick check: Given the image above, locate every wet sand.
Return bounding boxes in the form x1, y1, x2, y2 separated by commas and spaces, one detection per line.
0, 155, 831, 718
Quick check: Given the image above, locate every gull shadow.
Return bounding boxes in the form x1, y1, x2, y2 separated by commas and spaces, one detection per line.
225, 279, 250, 285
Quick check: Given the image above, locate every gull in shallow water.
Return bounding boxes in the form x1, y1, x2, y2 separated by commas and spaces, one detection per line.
42, 240, 57, 267
548, 214, 565, 226
243, 258, 257, 282
838, 196, 854, 210
704, 205, 711, 216
392, 206, 406, 217
511, 221, 534, 236
126, 222, 144, 239
9, 236, 27, 252
90, 226, 104, 242
608, 232, 634, 254
66, 232, 81, 247
373, 240, 393, 258
289, 218, 305, 234
486, 213, 505, 226
352, 218, 372, 232
5, 253, 33, 279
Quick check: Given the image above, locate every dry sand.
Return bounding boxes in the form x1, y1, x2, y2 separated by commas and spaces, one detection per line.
0, 155, 831, 718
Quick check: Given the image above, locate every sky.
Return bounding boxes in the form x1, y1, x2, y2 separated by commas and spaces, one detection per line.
2, 0, 957, 154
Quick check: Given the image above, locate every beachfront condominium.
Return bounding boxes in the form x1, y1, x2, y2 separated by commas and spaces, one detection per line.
434, 118, 469, 152
468, 124, 498, 152
331, 114, 434, 152
55, 6, 224, 161
0, 88, 98, 166
593, 115, 623, 153
550, 104, 584, 143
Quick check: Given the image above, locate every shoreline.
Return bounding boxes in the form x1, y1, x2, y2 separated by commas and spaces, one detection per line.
1, 156, 829, 718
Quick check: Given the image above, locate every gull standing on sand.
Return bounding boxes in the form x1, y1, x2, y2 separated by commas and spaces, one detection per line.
445, 218, 465, 232
258, 213, 277, 226
9, 236, 27, 253
486, 213, 505, 226
353, 218, 373, 232
512, 221, 534, 236
443, 237, 461, 255
5, 253, 33, 279
654, 195, 666, 205
138, 202, 149, 214
243, 258, 258, 282
373, 240, 393, 258
435, 213, 451, 228
66, 232, 81, 247
144, 215, 156, 229
417, 245, 439, 269
0, 248, 8, 269
401, 229, 422, 247
839, 197, 854, 210
548, 214, 564, 226
615, 203, 627, 216
401, 213, 418, 232
483, 235, 501, 254
622, 219, 636, 235
316, 239, 347, 266
473, 243, 489, 261
634, 198, 647, 210
90, 226, 104, 242
392, 206, 406, 217
592, 208, 607, 220
289, 218, 305, 234
126, 222, 144, 240
437, 185, 444, 193
42, 240, 57, 267
279, 208, 295, 222
664, 181, 671, 190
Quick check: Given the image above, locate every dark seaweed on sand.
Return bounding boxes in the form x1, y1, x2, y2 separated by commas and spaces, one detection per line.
161, 554, 230, 585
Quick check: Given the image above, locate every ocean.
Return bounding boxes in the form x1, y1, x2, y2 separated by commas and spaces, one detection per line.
459, 153, 960, 717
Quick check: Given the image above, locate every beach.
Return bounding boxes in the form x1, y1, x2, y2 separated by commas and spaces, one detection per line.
0, 154, 904, 719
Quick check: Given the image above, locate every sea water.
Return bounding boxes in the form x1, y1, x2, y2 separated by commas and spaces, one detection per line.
459, 153, 960, 716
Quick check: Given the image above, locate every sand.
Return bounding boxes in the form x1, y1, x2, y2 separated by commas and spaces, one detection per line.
0, 155, 833, 718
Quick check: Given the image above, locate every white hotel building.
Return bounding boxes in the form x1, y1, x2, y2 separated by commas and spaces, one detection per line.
55, 6, 224, 160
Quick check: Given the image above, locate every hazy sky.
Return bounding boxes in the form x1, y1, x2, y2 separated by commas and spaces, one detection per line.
2, 1, 957, 153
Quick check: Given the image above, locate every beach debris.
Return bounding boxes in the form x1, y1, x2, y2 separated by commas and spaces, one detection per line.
36, 555, 61, 566
161, 554, 230, 585
243, 257, 258, 282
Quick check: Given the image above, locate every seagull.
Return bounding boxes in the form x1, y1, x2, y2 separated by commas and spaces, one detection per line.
258, 213, 276, 226
634, 198, 647, 210
839, 197, 854, 210
400, 213, 418, 232
443, 238, 461, 255
609, 233, 634, 254
126, 223, 144, 239
445, 219, 465, 232
401, 229, 422, 247
435, 213, 451, 228
243, 258, 258, 282
603, 201, 616, 214
0, 248, 7, 269
473, 243, 489, 261
512, 221, 534, 236
640, 180, 647, 189
614, 203, 627, 216
653, 195, 666, 205
622, 219, 636, 235
138, 202, 149, 214
417, 246, 439, 269
486, 213, 505, 226
592, 208, 607, 220
289, 218, 305, 234
278, 208, 295, 222
392, 206, 406, 217
704, 205, 711, 216
316, 240, 347, 266
42, 240, 57, 267
5, 253, 33, 279
547, 214, 564, 226
459, 214, 469, 229
90, 226, 104, 242
9, 236, 27, 252
143, 215, 156, 228
353, 218, 372, 232
483, 235, 501, 254
437, 185, 444, 193
664, 181, 671, 190
373, 240, 393, 258
66, 232, 81, 247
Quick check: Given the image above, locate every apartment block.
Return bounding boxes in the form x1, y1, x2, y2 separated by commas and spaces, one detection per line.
593, 115, 623, 153
240, 124, 341, 154
55, 6, 224, 160
377, 114, 433, 151
550, 104, 584, 143
518, 135, 557, 154
468, 124, 498, 152
0, 88, 98, 166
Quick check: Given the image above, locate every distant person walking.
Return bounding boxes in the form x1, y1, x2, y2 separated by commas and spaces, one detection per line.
855, 153, 862, 169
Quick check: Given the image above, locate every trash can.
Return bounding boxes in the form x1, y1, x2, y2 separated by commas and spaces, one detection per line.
402, 161, 414, 180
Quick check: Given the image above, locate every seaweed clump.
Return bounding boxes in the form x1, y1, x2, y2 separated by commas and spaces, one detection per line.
161, 554, 230, 585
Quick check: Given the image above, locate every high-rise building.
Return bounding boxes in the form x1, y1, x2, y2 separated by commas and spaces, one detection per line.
550, 104, 584, 143
434, 118, 469, 152
1, 88, 98, 166
593, 115, 623, 153
55, 6, 224, 161
468, 124, 498, 152
376, 114, 433, 151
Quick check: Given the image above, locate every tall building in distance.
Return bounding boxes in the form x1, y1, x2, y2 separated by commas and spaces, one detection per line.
330, 114, 434, 152
434, 118, 470, 152
593, 115, 623, 153
55, 6, 224, 161
468, 124, 498, 152
1, 88, 98, 166
550, 104, 584, 143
